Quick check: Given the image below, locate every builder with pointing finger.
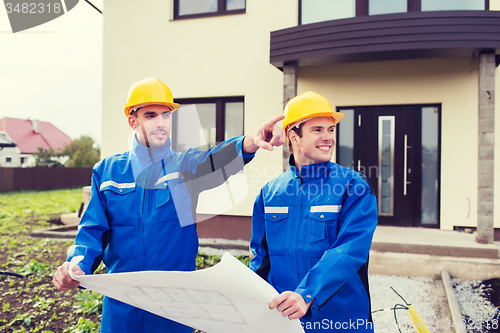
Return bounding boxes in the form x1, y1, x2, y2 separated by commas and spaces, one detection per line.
53, 77, 286, 333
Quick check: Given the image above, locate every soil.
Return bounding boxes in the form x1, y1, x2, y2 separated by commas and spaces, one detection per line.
0, 224, 102, 332
479, 278, 500, 333
0, 272, 96, 332
0, 230, 234, 332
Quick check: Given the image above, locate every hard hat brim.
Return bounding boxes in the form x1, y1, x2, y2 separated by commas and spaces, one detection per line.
124, 102, 180, 117
284, 111, 346, 135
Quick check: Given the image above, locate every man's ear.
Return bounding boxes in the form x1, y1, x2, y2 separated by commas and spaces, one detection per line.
289, 130, 299, 145
128, 115, 138, 130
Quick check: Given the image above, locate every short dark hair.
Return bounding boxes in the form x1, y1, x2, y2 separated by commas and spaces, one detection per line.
287, 123, 304, 153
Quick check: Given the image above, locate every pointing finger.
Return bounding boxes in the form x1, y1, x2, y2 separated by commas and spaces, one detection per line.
265, 114, 285, 127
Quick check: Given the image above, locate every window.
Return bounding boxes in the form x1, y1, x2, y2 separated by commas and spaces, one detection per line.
300, 0, 488, 24
20, 157, 25, 164
420, 107, 439, 225
174, 0, 245, 19
422, 0, 484, 11
336, 109, 354, 168
6, 157, 11, 163
369, 0, 407, 15
172, 97, 244, 152
300, 0, 355, 25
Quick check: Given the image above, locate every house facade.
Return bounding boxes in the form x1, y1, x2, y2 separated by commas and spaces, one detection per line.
0, 118, 71, 167
0, 131, 24, 167
102, 0, 500, 242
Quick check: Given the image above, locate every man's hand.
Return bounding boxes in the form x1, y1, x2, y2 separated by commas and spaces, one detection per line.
243, 114, 286, 154
53, 261, 85, 291
269, 291, 312, 320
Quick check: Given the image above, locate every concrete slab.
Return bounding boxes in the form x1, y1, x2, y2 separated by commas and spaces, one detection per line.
60, 213, 80, 226
372, 226, 499, 259
369, 251, 500, 280
198, 238, 250, 252
31, 225, 77, 239
30, 224, 499, 269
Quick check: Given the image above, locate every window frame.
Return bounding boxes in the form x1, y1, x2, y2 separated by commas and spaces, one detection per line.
299, 0, 489, 24
172, 96, 244, 150
173, 0, 246, 20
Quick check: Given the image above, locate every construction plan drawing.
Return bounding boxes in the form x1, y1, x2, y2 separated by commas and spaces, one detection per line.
69, 252, 305, 333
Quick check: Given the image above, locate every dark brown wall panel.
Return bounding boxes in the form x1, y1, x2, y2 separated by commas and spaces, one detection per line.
196, 214, 252, 241
0, 167, 92, 192
270, 11, 500, 67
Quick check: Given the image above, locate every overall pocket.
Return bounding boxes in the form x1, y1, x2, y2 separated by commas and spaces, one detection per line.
264, 207, 289, 257
309, 206, 341, 258
100, 183, 137, 226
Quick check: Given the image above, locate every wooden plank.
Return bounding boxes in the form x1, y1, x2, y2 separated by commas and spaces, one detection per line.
441, 270, 467, 333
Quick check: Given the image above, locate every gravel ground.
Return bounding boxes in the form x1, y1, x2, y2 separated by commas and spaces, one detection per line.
199, 245, 499, 333
370, 275, 440, 333
200, 244, 442, 333
452, 279, 499, 333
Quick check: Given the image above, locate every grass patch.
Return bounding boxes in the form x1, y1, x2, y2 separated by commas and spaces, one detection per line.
0, 188, 101, 332
0, 188, 250, 332
0, 188, 81, 235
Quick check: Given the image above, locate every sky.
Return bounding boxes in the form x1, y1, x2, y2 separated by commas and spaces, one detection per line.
0, 0, 104, 145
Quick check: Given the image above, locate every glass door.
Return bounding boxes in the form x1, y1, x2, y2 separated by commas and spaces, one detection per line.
336, 105, 441, 227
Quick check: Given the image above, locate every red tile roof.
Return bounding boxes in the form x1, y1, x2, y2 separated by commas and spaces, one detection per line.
0, 117, 71, 154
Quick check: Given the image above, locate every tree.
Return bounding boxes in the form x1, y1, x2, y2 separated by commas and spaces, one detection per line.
33, 147, 64, 167
63, 135, 100, 167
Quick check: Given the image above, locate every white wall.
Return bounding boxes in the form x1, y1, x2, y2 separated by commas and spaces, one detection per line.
298, 57, 479, 230
0, 146, 22, 167
102, 0, 298, 215
0, 131, 23, 167
491, 0, 500, 10
102, 1, 498, 228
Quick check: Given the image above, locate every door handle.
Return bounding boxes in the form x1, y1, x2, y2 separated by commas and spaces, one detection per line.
403, 135, 411, 195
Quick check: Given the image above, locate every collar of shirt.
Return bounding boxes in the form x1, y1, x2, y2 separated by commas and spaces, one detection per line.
129, 135, 173, 180
289, 154, 330, 180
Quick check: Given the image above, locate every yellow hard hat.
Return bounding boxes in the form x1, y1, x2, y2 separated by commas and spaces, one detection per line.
124, 77, 180, 117
282, 91, 345, 136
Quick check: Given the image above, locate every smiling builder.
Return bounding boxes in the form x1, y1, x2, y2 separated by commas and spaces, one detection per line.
250, 91, 379, 332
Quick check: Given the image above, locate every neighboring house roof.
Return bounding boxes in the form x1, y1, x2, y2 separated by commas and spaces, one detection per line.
0, 117, 71, 154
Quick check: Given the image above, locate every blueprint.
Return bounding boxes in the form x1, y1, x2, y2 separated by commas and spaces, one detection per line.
69, 253, 305, 333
